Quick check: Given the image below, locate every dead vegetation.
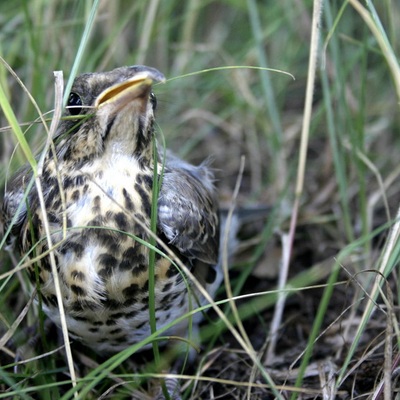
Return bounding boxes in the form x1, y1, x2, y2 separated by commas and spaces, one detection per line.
1, 1, 400, 399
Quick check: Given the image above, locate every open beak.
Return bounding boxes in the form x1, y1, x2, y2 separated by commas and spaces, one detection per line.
94, 69, 165, 112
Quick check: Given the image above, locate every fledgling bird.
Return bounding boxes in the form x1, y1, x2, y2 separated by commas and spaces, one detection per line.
2, 65, 225, 359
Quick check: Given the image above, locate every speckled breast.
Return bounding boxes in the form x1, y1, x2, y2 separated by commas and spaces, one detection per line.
25, 157, 191, 353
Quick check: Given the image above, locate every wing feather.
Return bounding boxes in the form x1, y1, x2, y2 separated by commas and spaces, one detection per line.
157, 153, 219, 265
1, 165, 32, 248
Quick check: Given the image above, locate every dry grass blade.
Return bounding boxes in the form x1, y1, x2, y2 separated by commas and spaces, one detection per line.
33, 71, 78, 396
264, 231, 290, 364
1, 1, 400, 398
222, 156, 253, 351
369, 279, 396, 400
0, 289, 36, 351
277, 1, 323, 396
137, 0, 161, 65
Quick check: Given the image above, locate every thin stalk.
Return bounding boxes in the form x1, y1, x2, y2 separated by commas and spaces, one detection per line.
148, 135, 170, 399
137, 0, 161, 65
246, 0, 283, 148
288, 0, 324, 397
63, 0, 100, 105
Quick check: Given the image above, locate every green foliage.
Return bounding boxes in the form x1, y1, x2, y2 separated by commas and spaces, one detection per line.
1, 0, 400, 398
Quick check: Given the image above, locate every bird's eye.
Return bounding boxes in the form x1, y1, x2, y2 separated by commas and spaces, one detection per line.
150, 92, 157, 111
67, 92, 83, 115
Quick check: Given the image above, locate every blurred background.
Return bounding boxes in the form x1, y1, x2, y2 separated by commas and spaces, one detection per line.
1, 1, 400, 398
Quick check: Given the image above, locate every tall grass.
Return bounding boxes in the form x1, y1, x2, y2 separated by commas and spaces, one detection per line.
1, 0, 400, 398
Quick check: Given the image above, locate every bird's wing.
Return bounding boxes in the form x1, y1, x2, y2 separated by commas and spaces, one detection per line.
157, 154, 219, 265
1, 165, 32, 248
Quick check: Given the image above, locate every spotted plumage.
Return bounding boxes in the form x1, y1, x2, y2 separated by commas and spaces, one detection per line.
2, 65, 222, 354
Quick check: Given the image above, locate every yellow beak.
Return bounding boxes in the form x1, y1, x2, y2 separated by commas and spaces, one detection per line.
94, 71, 164, 111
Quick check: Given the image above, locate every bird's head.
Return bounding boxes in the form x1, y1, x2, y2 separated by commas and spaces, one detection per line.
54, 65, 165, 165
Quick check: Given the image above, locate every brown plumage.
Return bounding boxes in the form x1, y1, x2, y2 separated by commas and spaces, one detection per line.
2, 65, 222, 354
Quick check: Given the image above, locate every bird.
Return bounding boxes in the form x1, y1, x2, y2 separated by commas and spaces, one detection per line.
1, 65, 226, 359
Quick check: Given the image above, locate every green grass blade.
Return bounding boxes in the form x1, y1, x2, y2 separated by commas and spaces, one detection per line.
0, 81, 36, 172
63, 0, 101, 105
